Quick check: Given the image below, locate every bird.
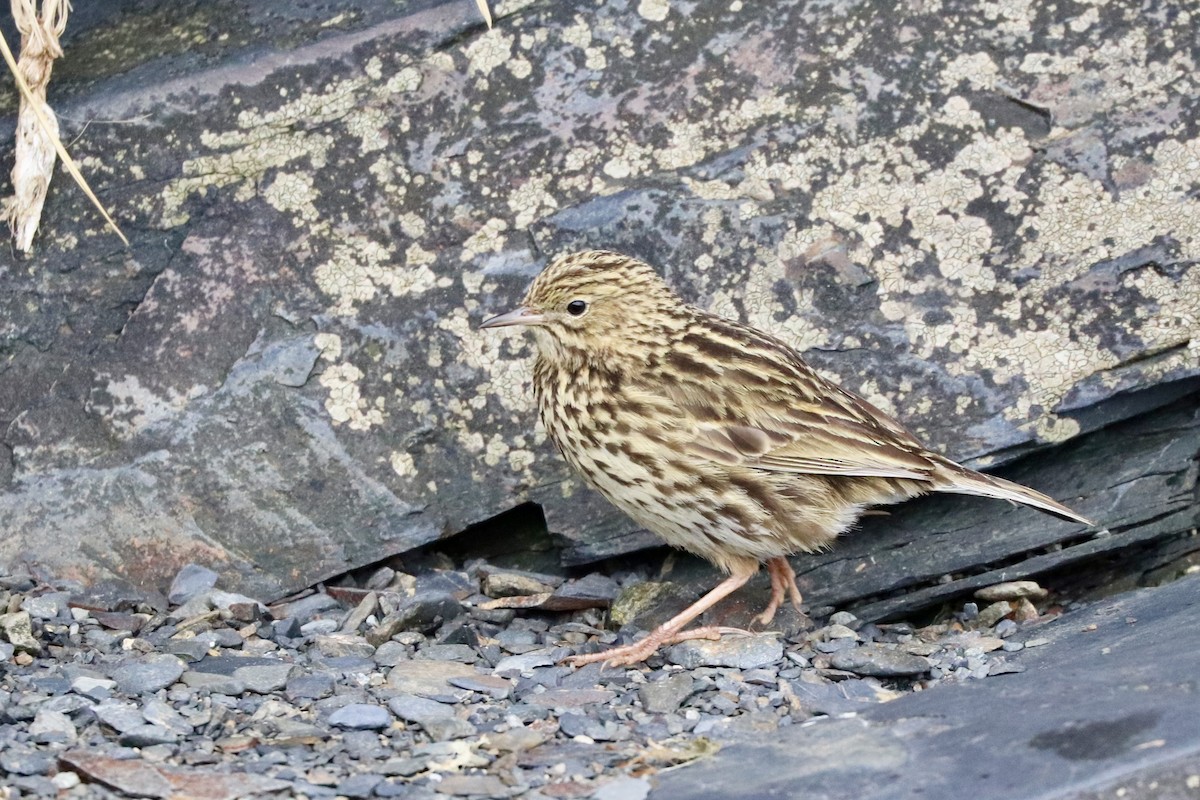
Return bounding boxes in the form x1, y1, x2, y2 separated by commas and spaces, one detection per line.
480, 250, 1094, 667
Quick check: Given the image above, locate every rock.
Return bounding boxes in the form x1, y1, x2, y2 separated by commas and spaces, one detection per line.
416, 643, 477, 663
829, 645, 932, 677
492, 649, 558, 676
480, 566, 563, 597
71, 676, 116, 699
51, 772, 81, 790
20, 592, 69, 620
93, 701, 146, 733
29, 709, 77, 744
386, 660, 478, 701
0, 747, 52, 776
372, 640, 409, 667
340, 591, 379, 633
639, 672, 695, 714
827, 611, 860, 629
540, 573, 621, 611
524, 689, 616, 710
328, 703, 392, 730
995, 619, 1019, 639
594, 777, 652, 800
666, 635, 784, 670
387, 694, 477, 740
975, 581, 1049, 603
142, 698, 192, 733
180, 672, 246, 695
336, 774, 383, 799
276, 593, 342, 624
0, 611, 41, 654
976, 601, 1015, 628
434, 774, 510, 797
367, 592, 464, 645
482, 728, 547, 753
315, 633, 375, 658
61, 752, 289, 799
119, 723, 180, 747
286, 673, 334, 700
113, 654, 187, 694
448, 674, 514, 700
232, 662, 297, 694
168, 564, 220, 605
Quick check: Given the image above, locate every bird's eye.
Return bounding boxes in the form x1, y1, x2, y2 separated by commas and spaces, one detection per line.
566, 300, 588, 316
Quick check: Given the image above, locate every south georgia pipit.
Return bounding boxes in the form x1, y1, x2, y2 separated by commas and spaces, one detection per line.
481, 250, 1094, 668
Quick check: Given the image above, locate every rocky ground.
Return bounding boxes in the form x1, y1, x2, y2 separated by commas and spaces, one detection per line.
3, 544, 1193, 800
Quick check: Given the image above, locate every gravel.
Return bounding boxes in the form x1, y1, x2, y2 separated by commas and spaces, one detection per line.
0, 557, 1076, 800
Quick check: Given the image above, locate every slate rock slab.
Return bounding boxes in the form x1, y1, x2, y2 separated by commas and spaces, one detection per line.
0, 0, 1197, 600
654, 574, 1200, 800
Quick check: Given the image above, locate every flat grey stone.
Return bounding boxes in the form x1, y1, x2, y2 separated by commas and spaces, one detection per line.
387, 694, 476, 740
524, 689, 616, 710
433, 774, 509, 797
141, 698, 192, 733
29, 709, 76, 744
328, 703, 392, 730
594, 777, 652, 800
20, 592, 69, 620
113, 654, 187, 694
119, 723, 180, 747
639, 673, 695, 714
386, 660, 477, 701
180, 671, 245, 695
286, 673, 334, 700
655, 575, 1200, 800
372, 640, 409, 667
164, 638, 211, 662
0, 747, 52, 776
71, 676, 116, 699
829, 645, 932, 677
314, 633, 375, 658
666, 636, 784, 670
492, 649, 557, 676
447, 674, 513, 700
233, 662, 298, 693
167, 564, 220, 605
336, 773, 382, 799
92, 701, 146, 733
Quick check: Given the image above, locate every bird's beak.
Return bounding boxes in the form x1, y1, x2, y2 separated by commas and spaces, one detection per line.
480, 306, 543, 329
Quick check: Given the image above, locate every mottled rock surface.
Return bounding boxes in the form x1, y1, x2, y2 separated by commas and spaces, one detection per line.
0, 0, 1197, 598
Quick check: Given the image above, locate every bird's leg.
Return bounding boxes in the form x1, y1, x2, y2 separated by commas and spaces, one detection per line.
755, 557, 805, 627
564, 566, 756, 668
755, 558, 788, 626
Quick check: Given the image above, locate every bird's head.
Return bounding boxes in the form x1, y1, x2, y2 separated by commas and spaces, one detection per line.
481, 250, 686, 366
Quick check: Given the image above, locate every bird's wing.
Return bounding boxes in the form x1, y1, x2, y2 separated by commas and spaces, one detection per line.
636, 316, 937, 482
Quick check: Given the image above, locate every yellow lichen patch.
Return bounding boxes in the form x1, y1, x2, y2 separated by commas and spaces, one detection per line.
314, 333, 342, 361
263, 172, 319, 222
319, 362, 384, 431
390, 451, 417, 478
465, 30, 513, 75
637, 0, 670, 22
460, 218, 511, 261
508, 175, 559, 229
438, 309, 535, 414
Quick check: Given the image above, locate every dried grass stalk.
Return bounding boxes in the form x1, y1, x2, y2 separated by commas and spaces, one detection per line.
1, 0, 127, 252
475, 0, 493, 28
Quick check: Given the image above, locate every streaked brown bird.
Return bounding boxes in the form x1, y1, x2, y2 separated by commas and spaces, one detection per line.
481, 250, 1094, 667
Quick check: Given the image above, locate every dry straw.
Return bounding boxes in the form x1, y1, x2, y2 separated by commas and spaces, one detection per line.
476, 0, 493, 28
1, 0, 126, 252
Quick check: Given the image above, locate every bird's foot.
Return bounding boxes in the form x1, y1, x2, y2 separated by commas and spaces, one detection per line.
563, 626, 753, 669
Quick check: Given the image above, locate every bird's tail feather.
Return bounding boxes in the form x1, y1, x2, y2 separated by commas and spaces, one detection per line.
937, 466, 1094, 526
